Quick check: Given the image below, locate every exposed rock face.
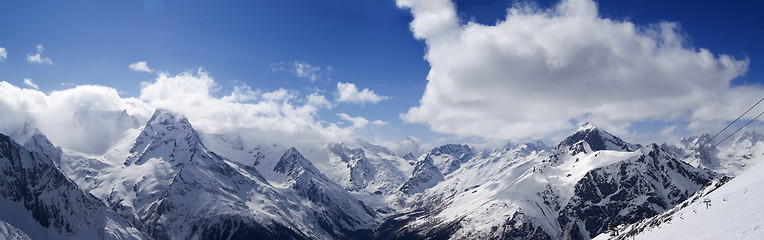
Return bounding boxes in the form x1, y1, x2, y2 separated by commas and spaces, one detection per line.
399, 154, 444, 194
429, 144, 473, 175
380, 124, 713, 240
0, 133, 146, 239
0, 117, 739, 240
558, 144, 714, 240
558, 123, 639, 156
274, 147, 377, 238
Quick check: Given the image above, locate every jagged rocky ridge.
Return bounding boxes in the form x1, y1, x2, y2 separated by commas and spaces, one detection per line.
594, 149, 764, 239
2, 112, 762, 240
0, 129, 146, 239
11, 109, 379, 239
381, 123, 715, 240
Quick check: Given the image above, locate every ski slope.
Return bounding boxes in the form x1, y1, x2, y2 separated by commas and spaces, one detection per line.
594, 161, 764, 240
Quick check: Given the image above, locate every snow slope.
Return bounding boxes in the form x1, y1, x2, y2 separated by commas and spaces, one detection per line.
377, 124, 713, 240
594, 160, 764, 240
58, 109, 377, 239
0, 220, 31, 240
0, 132, 146, 240
5, 110, 762, 240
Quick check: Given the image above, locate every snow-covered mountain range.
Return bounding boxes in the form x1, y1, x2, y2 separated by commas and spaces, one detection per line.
1, 109, 763, 239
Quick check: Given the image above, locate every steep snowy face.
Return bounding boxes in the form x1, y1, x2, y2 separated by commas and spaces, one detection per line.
558, 144, 714, 240
87, 109, 209, 223
80, 110, 376, 239
379, 142, 556, 239
125, 109, 202, 166
380, 127, 713, 240
429, 144, 473, 175
399, 154, 444, 195
275, 147, 329, 182
597, 157, 764, 240
0, 133, 145, 240
328, 144, 374, 191
141, 147, 306, 240
327, 141, 411, 196
273, 147, 378, 237
557, 123, 638, 156
7, 122, 62, 163
0, 220, 31, 240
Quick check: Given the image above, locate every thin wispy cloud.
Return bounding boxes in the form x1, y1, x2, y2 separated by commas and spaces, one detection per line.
270, 60, 331, 82
0, 47, 7, 62
23, 78, 38, 90
336, 82, 389, 105
129, 61, 152, 73
26, 44, 53, 64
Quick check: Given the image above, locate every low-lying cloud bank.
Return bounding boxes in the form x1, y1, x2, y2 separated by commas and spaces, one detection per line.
0, 69, 357, 154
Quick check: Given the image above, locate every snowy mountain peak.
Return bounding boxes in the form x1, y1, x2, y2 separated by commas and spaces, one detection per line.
578, 121, 597, 131
274, 147, 325, 181
0, 133, 146, 239
402, 152, 417, 162
8, 122, 41, 145
558, 141, 714, 240
679, 134, 712, 148
8, 122, 61, 161
125, 109, 203, 166
427, 144, 474, 175
146, 108, 191, 127
430, 143, 472, 157
558, 124, 637, 155
399, 154, 444, 194
732, 131, 764, 145
508, 140, 549, 153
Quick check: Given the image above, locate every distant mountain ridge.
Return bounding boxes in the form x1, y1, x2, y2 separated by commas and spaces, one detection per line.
1, 113, 762, 240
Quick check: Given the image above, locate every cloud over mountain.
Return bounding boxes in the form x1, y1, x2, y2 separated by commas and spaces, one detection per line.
398, 0, 757, 141
0, 69, 357, 154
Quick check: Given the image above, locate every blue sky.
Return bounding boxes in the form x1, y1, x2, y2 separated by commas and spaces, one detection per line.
0, 0, 763, 152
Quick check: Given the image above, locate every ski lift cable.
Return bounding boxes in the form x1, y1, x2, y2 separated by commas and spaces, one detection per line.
711, 110, 764, 149
689, 96, 764, 158
699, 96, 764, 148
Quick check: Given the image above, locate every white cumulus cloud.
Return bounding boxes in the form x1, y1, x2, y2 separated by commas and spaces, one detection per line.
129, 61, 152, 73
337, 113, 370, 129
336, 82, 389, 105
398, 0, 756, 141
0, 69, 363, 154
138, 69, 352, 144
380, 136, 422, 156
26, 44, 53, 64
307, 92, 333, 110
0, 81, 150, 154
23, 78, 38, 90
372, 120, 388, 126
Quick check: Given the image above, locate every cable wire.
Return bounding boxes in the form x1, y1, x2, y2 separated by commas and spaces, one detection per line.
698, 97, 764, 148
689, 96, 764, 161
712, 110, 764, 149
